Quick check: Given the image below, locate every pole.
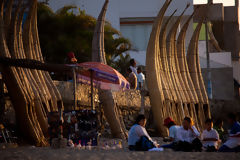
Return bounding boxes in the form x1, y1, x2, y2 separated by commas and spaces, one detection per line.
0, 73, 5, 121
73, 67, 77, 110
90, 69, 94, 110
205, 22, 212, 99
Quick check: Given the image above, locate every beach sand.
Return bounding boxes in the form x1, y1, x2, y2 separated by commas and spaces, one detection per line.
1, 138, 240, 160
1, 146, 240, 160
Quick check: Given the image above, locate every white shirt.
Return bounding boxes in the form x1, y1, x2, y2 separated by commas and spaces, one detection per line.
130, 66, 137, 75
128, 124, 152, 146
176, 126, 200, 143
224, 122, 240, 148
137, 72, 145, 89
224, 137, 240, 148
201, 129, 219, 148
169, 125, 180, 141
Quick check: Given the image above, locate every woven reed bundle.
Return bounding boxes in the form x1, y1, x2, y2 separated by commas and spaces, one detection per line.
158, 10, 186, 127
174, 12, 203, 129
91, 0, 127, 139
187, 20, 204, 103
0, 0, 47, 146
14, 0, 49, 143
176, 103, 186, 123
196, 47, 209, 104
19, 1, 52, 139
176, 12, 199, 104
166, 6, 190, 103
22, 0, 53, 112
146, 0, 172, 136
159, 10, 178, 102
207, 22, 222, 52
8, 0, 47, 144
31, 0, 63, 112
29, 0, 61, 112
29, 0, 58, 132
92, 0, 108, 64
187, 18, 210, 130
156, 11, 176, 120
7, 0, 49, 138
167, 4, 190, 103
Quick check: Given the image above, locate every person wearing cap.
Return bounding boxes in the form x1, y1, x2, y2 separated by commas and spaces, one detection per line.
67, 52, 78, 64
161, 117, 179, 149
63, 52, 78, 81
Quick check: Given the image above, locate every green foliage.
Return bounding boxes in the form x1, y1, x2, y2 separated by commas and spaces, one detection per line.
111, 53, 131, 76
37, 3, 131, 67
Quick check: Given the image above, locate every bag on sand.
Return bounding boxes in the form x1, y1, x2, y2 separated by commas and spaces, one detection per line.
135, 136, 155, 151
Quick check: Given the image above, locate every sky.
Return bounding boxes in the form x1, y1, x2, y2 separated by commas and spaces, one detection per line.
194, 0, 235, 6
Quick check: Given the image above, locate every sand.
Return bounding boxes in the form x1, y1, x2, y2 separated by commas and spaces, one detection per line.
0, 138, 240, 160
1, 146, 240, 160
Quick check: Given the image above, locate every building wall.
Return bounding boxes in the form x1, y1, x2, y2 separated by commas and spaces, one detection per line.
47, 0, 194, 30
202, 68, 234, 100
47, 0, 195, 65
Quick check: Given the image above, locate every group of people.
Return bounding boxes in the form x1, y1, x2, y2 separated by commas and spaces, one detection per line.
126, 59, 145, 90
128, 113, 240, 152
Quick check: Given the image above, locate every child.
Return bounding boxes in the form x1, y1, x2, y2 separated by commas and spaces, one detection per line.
218, 113, 240, 152
214, 119, 225, 142
161, 117, 179, 149
174, 117, 202, 152
201, 118, 219, 152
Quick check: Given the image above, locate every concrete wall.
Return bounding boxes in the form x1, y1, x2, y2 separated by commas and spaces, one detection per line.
202, 67, 234, 100
224, 6, 240, 60
233, 60, 240, 84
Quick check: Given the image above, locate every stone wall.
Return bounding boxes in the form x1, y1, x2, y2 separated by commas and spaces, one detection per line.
54, 81, 152, 136
54, 81, 151, 110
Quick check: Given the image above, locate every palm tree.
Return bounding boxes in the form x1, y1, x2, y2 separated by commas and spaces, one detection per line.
111, 53, 131, 77
37, 3, 131, 68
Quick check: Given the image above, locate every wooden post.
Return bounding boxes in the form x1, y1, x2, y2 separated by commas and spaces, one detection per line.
72, 67, 77, 110
0, 73, 5, 121
90, 69, 94, 110
206, 1, 213, 99
139, 90, 145, 114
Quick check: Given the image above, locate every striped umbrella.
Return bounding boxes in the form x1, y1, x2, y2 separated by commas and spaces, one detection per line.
67, 62, 130, 91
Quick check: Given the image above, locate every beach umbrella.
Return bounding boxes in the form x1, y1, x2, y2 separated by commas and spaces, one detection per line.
66, 62, 129, 112
69, 62, 130, 91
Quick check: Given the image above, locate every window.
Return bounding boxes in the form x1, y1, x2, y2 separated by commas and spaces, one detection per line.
120, 21, 153, 51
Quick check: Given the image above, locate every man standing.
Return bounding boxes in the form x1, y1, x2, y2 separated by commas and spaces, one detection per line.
137, 67, 145, 90
127, 68, 137, 89
129, 59, 137, 75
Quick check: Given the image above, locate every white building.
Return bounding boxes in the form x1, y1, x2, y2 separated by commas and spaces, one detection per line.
47, 0, 235, 65
48, 0, 194, 65
47, 0, 236, 99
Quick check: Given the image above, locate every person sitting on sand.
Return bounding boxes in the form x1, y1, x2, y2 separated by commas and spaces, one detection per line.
161, 117, 179, 149
214, 119, 225, 142
218, 113, 240, 152
174, 117, 202, 152
201, 118, 219, 152
128, 115, 158, 151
